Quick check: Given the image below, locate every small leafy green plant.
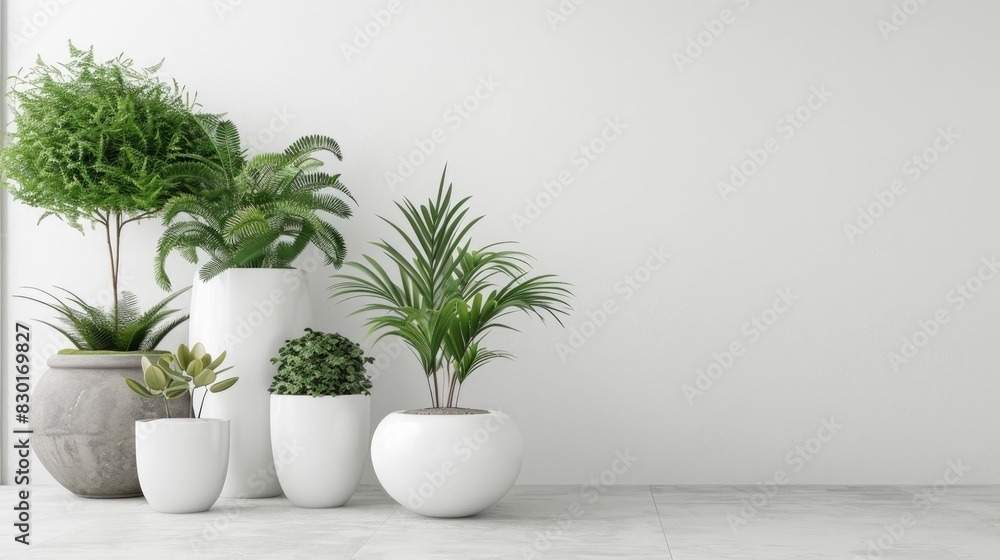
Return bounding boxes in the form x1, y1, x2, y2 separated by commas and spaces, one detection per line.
126, 343, 238, 418
154, 116, 356, 290
330, 167, 572, 409
17, 287, 189, 352
269, 329, 373, 397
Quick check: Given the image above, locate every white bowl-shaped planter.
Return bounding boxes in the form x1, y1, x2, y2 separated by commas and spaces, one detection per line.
371, 410, 522, 517
135, 418, 230, 513
190, 269, 313, 498
270, 394, 371, 508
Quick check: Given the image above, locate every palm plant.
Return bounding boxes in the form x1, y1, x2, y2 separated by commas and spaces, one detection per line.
154, 116, 355, 290
16, 287, 189, 352
330, 168, 572, 409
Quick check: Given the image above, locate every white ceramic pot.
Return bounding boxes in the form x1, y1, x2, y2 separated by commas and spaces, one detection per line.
270, 394, 371, 508
135, 418, 230, 513
189, 269, 313, 498
371, 410, 522, 517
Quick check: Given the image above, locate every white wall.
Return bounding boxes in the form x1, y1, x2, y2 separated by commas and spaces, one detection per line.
3, 0, 1000, 486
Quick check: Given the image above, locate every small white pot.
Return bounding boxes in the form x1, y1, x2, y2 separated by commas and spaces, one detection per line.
135, 418, 230, 514
371, 410, 522, 518
270, 394, 371, 508
190, 268, 313, 498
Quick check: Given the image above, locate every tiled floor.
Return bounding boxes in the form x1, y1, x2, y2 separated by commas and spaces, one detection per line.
1, 485, 997, 559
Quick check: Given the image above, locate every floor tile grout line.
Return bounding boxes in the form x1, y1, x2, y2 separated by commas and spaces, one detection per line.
648, 485, 674, 560
349, 502, 402, 559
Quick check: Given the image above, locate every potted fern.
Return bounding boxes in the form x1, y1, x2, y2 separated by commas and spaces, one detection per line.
154, 117, 357, 498
128, 343, 239, 513
330, 168, 572, 517
268, 329, 373, 508
0, 44, 211, 498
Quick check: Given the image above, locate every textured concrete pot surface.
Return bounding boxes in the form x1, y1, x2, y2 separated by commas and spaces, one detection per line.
33, 353, 189, 498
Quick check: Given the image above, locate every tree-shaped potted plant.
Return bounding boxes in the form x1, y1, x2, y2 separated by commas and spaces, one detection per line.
331, 168, 572, 517
154, 117, 357, 498
128, 343, 238, 513
268, 329, 373, 508
0, 44, 212, 498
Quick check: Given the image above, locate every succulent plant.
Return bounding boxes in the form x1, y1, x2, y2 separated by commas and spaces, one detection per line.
126, 343, 238, 418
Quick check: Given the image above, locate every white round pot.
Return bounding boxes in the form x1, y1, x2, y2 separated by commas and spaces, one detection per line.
371, 410, 522, 517
135, 418, 230, 513
190, 269, 313, 498
270, 394, 371, 508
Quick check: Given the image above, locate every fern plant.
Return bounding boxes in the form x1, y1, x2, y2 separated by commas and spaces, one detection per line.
155, 116, 356, 289
16, 287, 189, 352
0, 43, 214, 313
330, 168, 572, 409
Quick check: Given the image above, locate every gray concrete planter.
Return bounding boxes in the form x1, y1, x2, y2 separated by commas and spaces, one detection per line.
33, 353, 190, 498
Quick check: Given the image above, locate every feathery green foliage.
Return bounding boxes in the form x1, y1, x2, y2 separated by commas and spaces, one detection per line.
0, 42, 215, 325
155, 116, 356, 289
0, 42, 211, 227
330, 167, 572, 408
269, 329, 373, 397
127, 342, 238, 418
16, 287, 189, 352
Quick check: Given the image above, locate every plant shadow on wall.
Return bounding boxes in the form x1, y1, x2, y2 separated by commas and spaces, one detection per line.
0, 43, 216, 499
330, 167, 573, 518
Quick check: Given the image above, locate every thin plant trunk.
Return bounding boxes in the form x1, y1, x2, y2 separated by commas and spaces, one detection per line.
445, 368, 458, 408
163, 397, 171, 419
102, 212, 119, 317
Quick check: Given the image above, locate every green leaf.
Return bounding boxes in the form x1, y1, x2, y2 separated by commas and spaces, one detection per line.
209, 377, 239, 393
144, 365, 167, 392
193, 368, 217, 388
125, 378, 157, 399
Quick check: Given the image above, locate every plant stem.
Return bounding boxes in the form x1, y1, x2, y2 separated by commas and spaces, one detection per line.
198, 390, 207, 419
425, 375, 434, 408
454, 382, 462, 408
445, 363, 458, 408
432, 370, 440, 408
163, 397, 171, 419
103, 211, 119, 316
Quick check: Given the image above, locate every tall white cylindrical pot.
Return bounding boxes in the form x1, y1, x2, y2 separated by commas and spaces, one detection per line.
190, 269, 313, 498
371, 410, 522, 517
135, 418, 230, 514
270, 394, 371, 508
